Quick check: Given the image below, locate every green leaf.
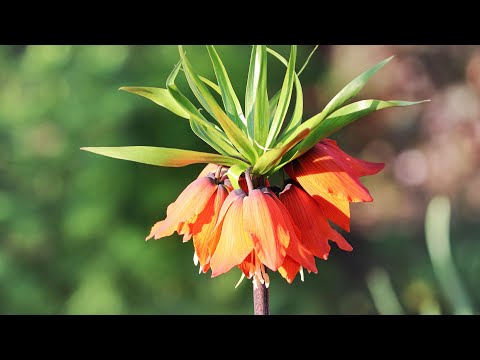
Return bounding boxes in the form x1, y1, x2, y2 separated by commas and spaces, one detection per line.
119, 87, 189, 119
298, 45, 319, 76
226, 163, 250, 190
322, 55, 394, 118
165, 61, 242, 158
245, 45, 269, 148
265, 45, 297, 149
207, 45, 246, 129
265, 47, 303, 139
273, 99, 429, 172
179, 46, 258, 164
198, 75, 221, 95
268, 90, 282, 123
253, 128, 310, 175
81, 146, 248, 168
254, 46, 269, 150
278, 56, 394, 149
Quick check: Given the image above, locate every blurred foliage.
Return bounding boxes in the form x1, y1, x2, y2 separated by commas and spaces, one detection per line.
1, 45, 479, 314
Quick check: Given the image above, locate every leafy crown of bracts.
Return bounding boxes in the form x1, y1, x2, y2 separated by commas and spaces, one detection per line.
82, 45, 427, 187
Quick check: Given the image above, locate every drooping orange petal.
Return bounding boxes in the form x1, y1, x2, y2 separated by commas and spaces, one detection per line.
243, 189, 289, 271
322, 139, 384, 177
278, 256, 301, 284
214, 189, 247, 230
210, 195, 254, 277
285, 139, 384, 204
280, 184, 352, 259
146, 176, 218, 240
312, 192, 351, 232
192, 184, 229, 268
238, 251, 255, 278
265, 189, 317, 273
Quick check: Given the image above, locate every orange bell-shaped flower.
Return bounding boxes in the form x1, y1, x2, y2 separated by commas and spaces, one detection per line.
146, 165, 230, 272
285, 139, 384, 232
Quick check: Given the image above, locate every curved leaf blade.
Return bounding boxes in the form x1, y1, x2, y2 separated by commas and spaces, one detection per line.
265, 45, 297, 149
179, 46, 257, 164
81, 146, 248, 168
119, 87, 189, 119
322, 55, 394, 117
265, 47, 303, 141
207, 45, 246, 129
253, 128, 310, 175
273, 99, 429, 172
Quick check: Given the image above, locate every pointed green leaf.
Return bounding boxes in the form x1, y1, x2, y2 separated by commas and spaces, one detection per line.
265, 47, 303, 140
265, 45, 297, 149
198, 75, 221, 95
119, 87, 189, 119
81, 146, 248, 168
165, 61, 242, 158
245, 45, 270, 148
245, 46, 258, 139
322, 56, 394, 118
273, 99, 429, 172
207, 45, 246, 129
278, 57, 394, 150
253, 129, 310, 175
253, 46, 269, 150
298, 45, 319, 76
268, 90, 282, 123
226, 163, 250, 190
179, 46, 257, 164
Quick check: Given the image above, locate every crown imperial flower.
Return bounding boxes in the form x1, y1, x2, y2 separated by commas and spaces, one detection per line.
82, 45, 427, 313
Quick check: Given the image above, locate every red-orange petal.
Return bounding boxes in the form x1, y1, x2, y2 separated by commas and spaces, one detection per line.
285, 140, 384, 204
279, 184, 352, 259
265, 189, 317, 273
322, 139, 384, 177
192, 184, 229, 268
243, 189, 289, 271
210, 193, 254, 277
278, 256, 301, 284
146, 176, 218, 240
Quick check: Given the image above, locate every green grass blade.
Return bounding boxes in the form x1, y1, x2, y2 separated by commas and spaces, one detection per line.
81, 146, 248, 168
179, 46, 257, 164
207, 45, 246, 129
273, 99, 429, 172
264, 45, 297, 150
119, 87, 189, 119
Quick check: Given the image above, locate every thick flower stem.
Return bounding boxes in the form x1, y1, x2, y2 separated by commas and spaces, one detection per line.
253, 275, 270, 315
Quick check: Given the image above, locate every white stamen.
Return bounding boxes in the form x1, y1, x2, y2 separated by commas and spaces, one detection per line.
198, 265, 203, 274
193, 252, 199, 266
235, 273, 246, 289
300, 266, 305, 282
252, 276, 259, 290
263, 272, 270, 288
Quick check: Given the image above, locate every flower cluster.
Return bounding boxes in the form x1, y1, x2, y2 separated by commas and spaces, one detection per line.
147, 139, 384, 287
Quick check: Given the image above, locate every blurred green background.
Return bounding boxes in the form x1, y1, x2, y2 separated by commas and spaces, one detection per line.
1, 45, 479, 314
